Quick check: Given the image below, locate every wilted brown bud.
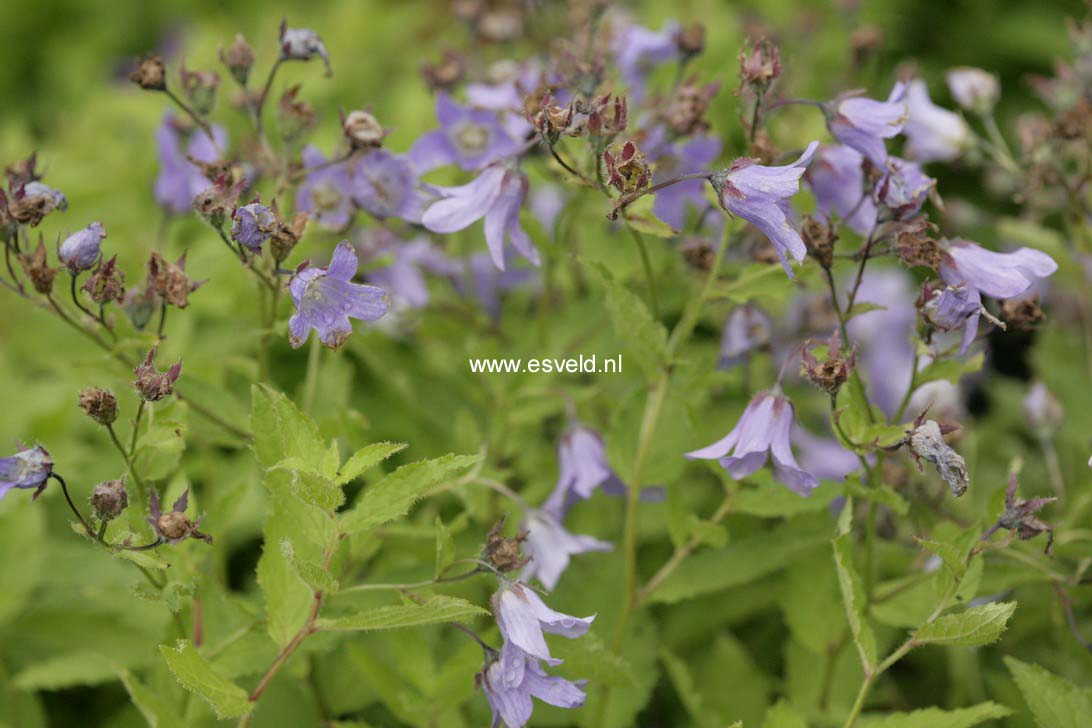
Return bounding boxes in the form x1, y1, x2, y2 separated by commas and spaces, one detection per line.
982, 472, 1055, 553
220, 34, 255, 86
1001, 296, 1044, 329
680, 237, 716, 271
5, 153, 40, 187
270, 202, 306, 263
675, 23, 706, 57
421, 51, 465, 91
603, 141, 650, 194
850, 26, 884, 69
90, 479, 128, 521
179, 64, 220, 116
482, 516, 529, 573
7, 184, 63, 227
130, 55, 167, 91
801, 330, 855, 395
587, 93, 627, 137
738, 38, 781, 90
82, 255, 125, 304
18, 237, 58, 294
276, 85, 316, 141
147, 251, 202, 309
342, 110, 386, 149
193, 175, 242, 227
893, 217, 942, 270
905, 415, 968, 497
79, 387, 119, 426
665, 79, 719, 136
149, 487, 212, 544
133, 347, 182, 402
801, 214, 839, 268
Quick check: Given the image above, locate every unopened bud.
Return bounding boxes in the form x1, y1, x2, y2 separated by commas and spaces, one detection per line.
675, 23, 706, 58
133, 347, 182, 402
946, 67, 1000, 114
78, 387, 118, 426
123, 285, 159, 331
738, 38, 781, 91
482, 516, 529, 573
421, 51, 465, 91
147, 251, 201, 309
130, 55, 167, 91
220, 34, 255, 86
18, 238, 58, 294
179, 65, 221, 116
279, 23, 332, 76
90, 479, 128, 521
342, 110, 385, 149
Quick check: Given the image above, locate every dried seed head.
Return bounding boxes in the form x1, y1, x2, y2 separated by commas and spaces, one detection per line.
18, 237, 58, 294
147, 251, 201, 309
78, 387, 118, 426
801, 214, 839, 269
421, 51, 465, 91
82, 255, 126, 304
664, 79, 719, 136
130, 55, 167, 91
342, 110, 386, 149
90, 479, 128, 521
220, 34, 255, 86
133, 347, 182, 402
482, 516, 529, 573
675, 22, 706, 57
603, 141, 650, 194
800, 330, 855, 395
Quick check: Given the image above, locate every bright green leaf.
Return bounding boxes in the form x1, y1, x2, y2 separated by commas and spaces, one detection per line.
912, 601, 1016, 647
159, 640, 252, 719
317, 596, 487, 632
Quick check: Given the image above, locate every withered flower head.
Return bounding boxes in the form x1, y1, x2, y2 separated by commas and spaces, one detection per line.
78, 387, 118, 426
90, 479, 128, 521
893, 217, 942, 271
801, 214, 839, 269
193, 175, 242, 227
905, 413, 968, 497
664, 79, 719, 136
270, 202, 307, 263
738, 38, 781, 91
603, 141, 650, 194
675, 22, 706, 57
130, 55, 167, 91
1001, 296, 1044, 329
981, 472, 1055, 553
5, 152, 40, 187
483, 516, 529, 573
342, 110, 386, 149
421, 51, 465, 91
220, 34, 255, 86
82, 255, 125, 304
147, 251, 202, 309
148, 487, 212, 545
133, 347, 182, 402
801, 330, 855, 395
18, 237, 58, 294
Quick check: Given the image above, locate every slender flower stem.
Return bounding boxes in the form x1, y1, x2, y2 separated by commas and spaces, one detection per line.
609, 172, 711, 220
254, 58, 283, 138
69, 274, 115, 339
50, 473, 94, 537
106, 423, 148, 502
162, 89, 221, 156
129, 400, 147, 457
626, 226, 661, 320
156, 302, 168, 340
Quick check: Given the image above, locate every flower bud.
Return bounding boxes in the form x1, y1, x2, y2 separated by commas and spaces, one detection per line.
279, 23, 332, 76
147, 251, 202, 309
179, 64, 221, 116
130, 55, 167, 91
148, 487, 212, 544
90, 479, 128, 521
58, 222, 106, 273
123, 285, 159, 331
906, 417, 968, 497
342, 110, 385, 150
219, 34, 255, 86
482, 516, 529, 573
78, 387, 118, 426
946, 67, 1000, 114
18, 238, 58, 294
800, 330, 854, 395
231, 201, 277, 252
82, 255, 125, 304
603, 141, 650, 194
675, 22, 706, 58
738, 38, 781, 91
133, 347, 182, 402
8, 181, 67, 226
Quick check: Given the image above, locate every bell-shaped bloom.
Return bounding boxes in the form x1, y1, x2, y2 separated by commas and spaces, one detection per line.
360, 230, 453, 309
478, 641, 586, 728
825, 82, 908, 166
231, 202, 276, 251
940, 239, 1058, 300
876, 157, 935, 219
542, 425, 627, 517
807, 144, 877, 236
946, 67, 1000, 113
492, 581, 594, 666
792, 427, 861, 482
58, 222, 106, 273
904, 80, 971, 163
611, 18, 679, 101
422, 166, 540, 270
349, 149, 430, 223
279, 25, 331, 75
409, 93, 521, 174
686, 391, 819, 496
922, 283, 983, 354
521, 509, 612, 591
452, 252, 537, 319
154, 112, 226, 215
718, 304, 772, 369
647, 132, 721, 230
0, 444, 52, 500
295, 145, 353, 230
710, 141, 819, 276
288, 241, 390, 350
846, 268, 916, 417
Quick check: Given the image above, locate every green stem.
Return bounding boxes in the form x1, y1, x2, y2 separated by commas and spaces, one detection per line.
301, 336, 322, 415
626, 226, 660, 320
129, 400, 146, 457
106, 423, 148, 503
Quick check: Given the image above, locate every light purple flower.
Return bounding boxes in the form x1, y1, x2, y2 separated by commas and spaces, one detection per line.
648, 132, 721, 230
492, 581, 594, 666
846, 268, 916, 417
280, 25, 331, 75
876, 157, 936, 219
521, 509, 612, 591
922, 283, 982, 354
453, 252, 537, 319
22, 181, 68, 212
941, 239, 1058, 300
154, 112, 225, 215
611, 18, 679, 101
686, 391, 819, 496
58, 222, 106, 273
409, 93, 521, 174
231, 202, 276, 251
478, 641, 586, 728
0, 445, 52, 500
792, 427, 861, 482
542, 425, 628, 518
946, 67, 999, 113
826, 82, 908, 166
288, 241, 390, 350
904, 80, 971, 163
530, 185, 565, 238
360, 230, 453, 308
296, 145, 353, 230
718, 304, 772, 369
710, 141, 820, 276
422, 166, 540, 270
349, 149, 430, 223
807, 144, 877, 236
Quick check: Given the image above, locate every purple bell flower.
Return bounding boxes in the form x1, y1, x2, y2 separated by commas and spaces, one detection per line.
288, 241, 390, 350
825, 82, 908, 166
904, 80, 971, 163
940, 239, 1058, 300
58, 222, 106, 273
359, 230, 453, 309
478, 641, 586, 728
686, 391, 819, 496
710, 141, 819, 277
492, 581, 594, 666
154, 112, 226, 215
807, 144, 877, 236
718, 304, 772, 369
409, 92, 521, 174
0, 444, 52, 500
876, 157, 935, 219
647, 131, 721, 230
349, 149, 430, 223
422, 166, 540, 270
542, 425, 627, 517
792, 427, 861, 482
295, 145, 353, 230
231, 202, 276, 252
922, 283, 983, 354
610, 17, 679, 101
521, 508, 612, 591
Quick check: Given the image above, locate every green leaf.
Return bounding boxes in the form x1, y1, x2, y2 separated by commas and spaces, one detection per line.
734, 471, 839, 517
622, 197, 677, 238
316, 596, 487, 631
915, 354, 985, 388
281, 539, 339, 593
250, 384, 324, 470
1004, 656, 1092, 728
119, 669, 185, 728
857, 701, 1012, 728
712, 263, 792, 304
434, 514, 455, 579
159, 640, 252, 719
589, 262, 669, 381
660, 649, 719, 728
912, 601, 1016, 646
0, 499, 45, 625
762, 699, 808, 728
832, 532, 877, 670
337, 442, 408, 485
846, 302, 886, 320
132, 419, 187, 480
916, 538, 967, 577
834, 373, 883, 451
844, 478, 910, 515
13, 652, 120, 690
341, 454, 480, 534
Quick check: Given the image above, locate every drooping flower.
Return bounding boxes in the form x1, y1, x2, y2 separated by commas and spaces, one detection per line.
477, 641, 586, 728
647, 131, 721, 230
279, 24, 331, 75
349, 149, 430, 223
58, 222, 106, 274
148, 487, 212, 544
542, 426, 627, 518
825, 82, 908, 166
0, 445, 52, 500
154, 113, 226, 215
231, 201, 277, 252
288, 241, 390, 350
709, 141, 820, 276
686, 391, 819, 496
875, 157, 936, 219
718, 304, 772, 369
807, 144, 877, 236
940, 239, 1058, 300
295, 145, 353, 230
358, 230, 453, 309
904, 80, 972, 163
521, 508, 612, 591
920, 282, 984, 354
492, 581, 594, 666
422, 166, 540, 270
409, 93, 522, 174
946, 67, 1000, 114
